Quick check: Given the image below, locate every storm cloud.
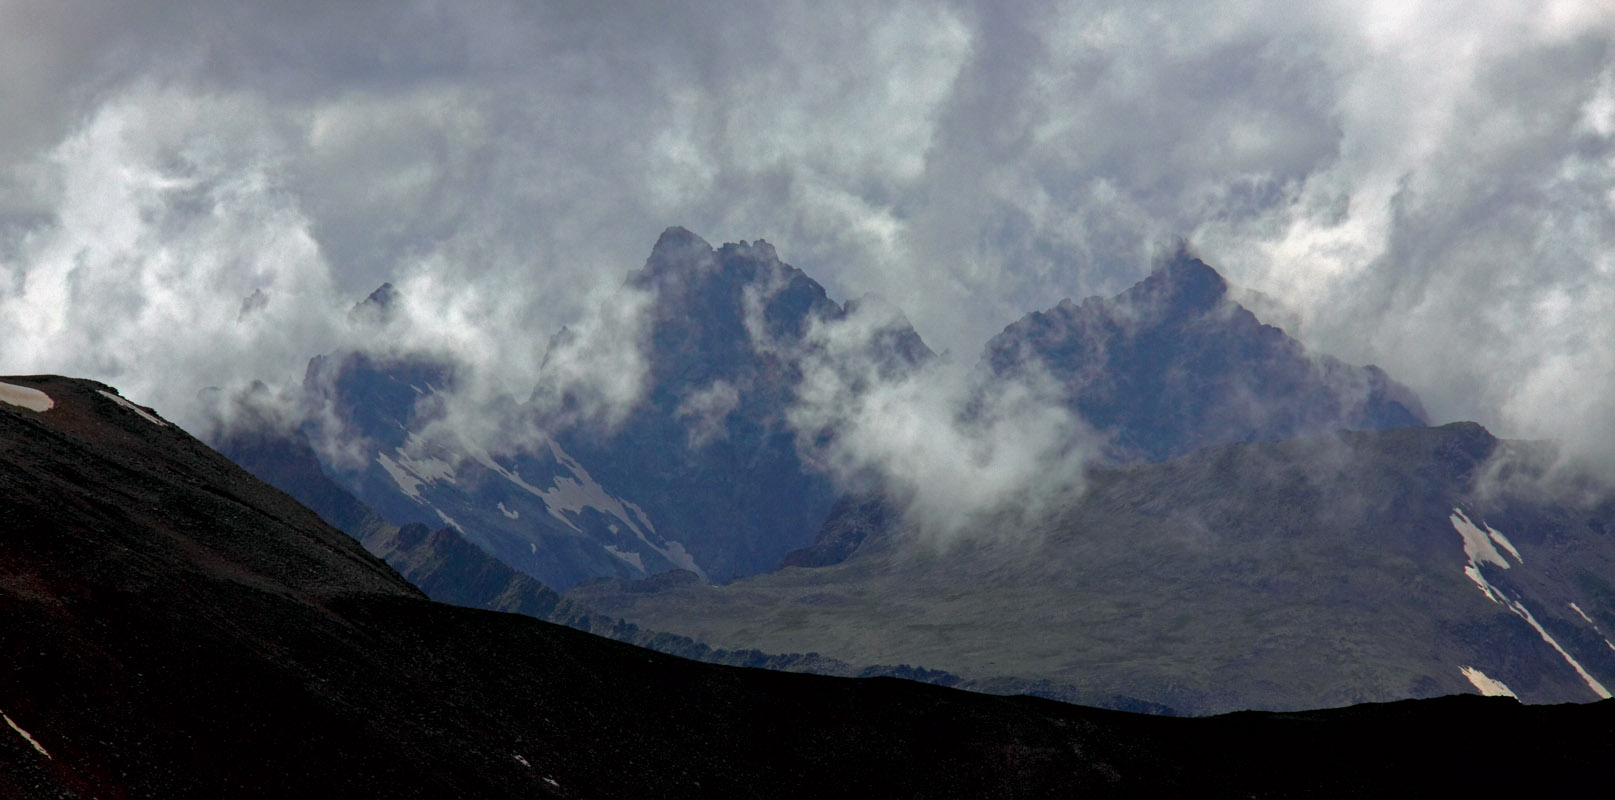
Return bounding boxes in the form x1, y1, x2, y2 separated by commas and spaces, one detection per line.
3, 0, 1613, 474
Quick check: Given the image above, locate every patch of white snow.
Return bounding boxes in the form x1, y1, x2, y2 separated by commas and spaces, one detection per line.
513, 754, 530, 767
458, 435, 710, 580
1571, 602, 1596, 625
1486, 526, 1523, 564
497, 501, 519, 520
433, 508, 461, 532
1451, 509, 1612, 700
536, 441, 647, 531
1452, 509, 1511, 570
660, 540, 704, 576
0, 382, 53, 412
95, 390, 165, 426
376, 453, 424, 500
1459, 666, 1517, 698
376, 446, 457, 502
2, 710, 51, 759
604, 545, 646, 573
1568, 603, 1615, 653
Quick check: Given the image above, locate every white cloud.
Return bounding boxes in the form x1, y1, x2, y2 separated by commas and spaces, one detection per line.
785, 298, 1097, 543
1, 0, 1613, 475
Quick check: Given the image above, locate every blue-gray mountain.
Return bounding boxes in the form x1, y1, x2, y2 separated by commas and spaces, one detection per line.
219, 228, 930, 591
208, 229, 1615, 716
219, 230, 1434, 595
984, 248, 1427, 464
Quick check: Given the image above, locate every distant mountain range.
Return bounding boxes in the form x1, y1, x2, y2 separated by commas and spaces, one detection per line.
205, 228, 1615, 717
6, 374, 1614, 796
218, 230, 1423, 591
230, 229, 929, 592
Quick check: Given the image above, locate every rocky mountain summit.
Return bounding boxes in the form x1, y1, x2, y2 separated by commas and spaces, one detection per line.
218, 227, 932, 591
985, 249, 1427, 463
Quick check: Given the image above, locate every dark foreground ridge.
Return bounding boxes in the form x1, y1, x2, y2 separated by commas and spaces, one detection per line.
3, 375, 1613, 798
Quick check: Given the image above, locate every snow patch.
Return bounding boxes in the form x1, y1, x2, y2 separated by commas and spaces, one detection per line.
497, 501, 519, 520
376, 453, 421, 500
660, 540, 704, 576
95, 389, 165, 426
1451, 509, 1512, 573
1487, 527, 1523, 564
376, 447, 457, 501
0, 382, 53, 412
513, 754, 530, 768
1460, 666, 1517, 698
2, 710, 51, 759
1451, 508, 1612, 700
604, 544, 646, 573
465, 436, 708, 581
1571, 602, 1595, 625
1568, 603, 1615, 653
537, 441, 649, 531
433, 508, 461, 532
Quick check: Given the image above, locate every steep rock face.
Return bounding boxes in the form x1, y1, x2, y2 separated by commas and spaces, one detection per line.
298, 349, 691, 592
780, 493, 899, 569
984, 252, 1427, 463
256, 228, 934, 591
551, 228, 933, 583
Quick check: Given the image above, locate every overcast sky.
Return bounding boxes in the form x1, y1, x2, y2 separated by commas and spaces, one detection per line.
3, 0, 1613, 465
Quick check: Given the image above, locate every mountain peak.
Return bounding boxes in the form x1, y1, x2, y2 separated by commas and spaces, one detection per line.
1123, 252, 1229, 319
983, 253, 1426, 463
349, 282, 399, 325
647, 225, 714, 262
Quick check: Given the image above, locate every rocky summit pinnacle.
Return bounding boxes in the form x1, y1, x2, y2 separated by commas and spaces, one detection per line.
985, 253, 1427, 463
1129, 251, 1229, 318
641, 226, 718, 280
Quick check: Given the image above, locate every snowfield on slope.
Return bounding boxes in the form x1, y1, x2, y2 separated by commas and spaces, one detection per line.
1450, 508, 1611, 700
0, 381, 53, 412
96, 389, 165, 426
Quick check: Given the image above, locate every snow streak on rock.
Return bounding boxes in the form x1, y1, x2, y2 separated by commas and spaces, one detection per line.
1459, 666, 1517, 698
0, 382, 53, 413
95, 389, 166, 426
2, 710, 51, 759
460, 436, 706, 580
1450, 508, 1611, 700
376, 445, 457, 501
1569, 602, 1615, 653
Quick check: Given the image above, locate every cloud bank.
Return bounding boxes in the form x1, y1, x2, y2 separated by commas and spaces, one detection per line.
1, 0, 1613, 476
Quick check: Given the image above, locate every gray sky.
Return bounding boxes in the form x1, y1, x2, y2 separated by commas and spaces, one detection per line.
3, 0, 1614, 467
